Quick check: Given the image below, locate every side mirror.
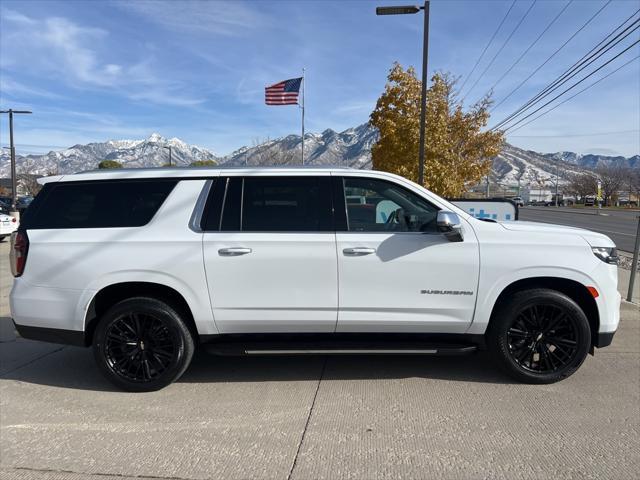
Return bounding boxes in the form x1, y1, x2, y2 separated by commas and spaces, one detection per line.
437, 211, 463, 242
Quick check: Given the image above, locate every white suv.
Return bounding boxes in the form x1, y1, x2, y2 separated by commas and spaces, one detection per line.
10, 167, 620, 391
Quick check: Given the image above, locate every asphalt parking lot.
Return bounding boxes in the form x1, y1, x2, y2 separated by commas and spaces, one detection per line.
1, 240, 639, 480
519, 206, 640, 253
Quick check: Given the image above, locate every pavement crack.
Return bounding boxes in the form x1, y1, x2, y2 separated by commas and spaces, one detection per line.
287, 355, 327, 480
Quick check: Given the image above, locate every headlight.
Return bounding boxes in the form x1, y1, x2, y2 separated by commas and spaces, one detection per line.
592, 247, 619, 265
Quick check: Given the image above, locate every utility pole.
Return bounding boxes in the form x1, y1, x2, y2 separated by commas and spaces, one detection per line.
163, 146, 172, 166
555, 163, 559, 207
0, 109, 32, 214
376, 1, 430, 186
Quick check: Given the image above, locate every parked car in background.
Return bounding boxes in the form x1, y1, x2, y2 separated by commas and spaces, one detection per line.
0, 213, 18, 241
10, 167, 621, 391
0, 196, 33, 214
16, 196, 33, 213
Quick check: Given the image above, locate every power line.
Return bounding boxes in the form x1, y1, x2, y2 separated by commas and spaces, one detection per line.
493, 13, 640, 129
492, 0, 613, 112
492, 12, 640, 130
458, 0, 517, 94
502, 43, 640, 132
462, 0, 537, 102
483, 0, 573, 99
511, 129, 640, 138
506, 55, 640, 134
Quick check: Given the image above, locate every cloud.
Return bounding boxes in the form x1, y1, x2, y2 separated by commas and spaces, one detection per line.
119, 0, 269, 37
334, 100, 376, 114
0, 9, 205, 106
0, 76, 65, 100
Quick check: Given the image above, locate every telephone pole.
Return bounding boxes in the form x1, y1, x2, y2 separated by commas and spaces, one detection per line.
163, 146, 172, 166
0, 109, 32, 213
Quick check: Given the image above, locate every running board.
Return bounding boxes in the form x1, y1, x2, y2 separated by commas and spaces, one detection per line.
205, 343, 477, 356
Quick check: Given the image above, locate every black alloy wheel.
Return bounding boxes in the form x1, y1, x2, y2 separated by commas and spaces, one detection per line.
93, 297, 195, 392
104, 312, 178, 382
488, 288, 591, 384
506, 304, 579, 374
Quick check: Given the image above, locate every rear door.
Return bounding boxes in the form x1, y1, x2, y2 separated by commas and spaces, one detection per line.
201, 174, 338, 333
335, 174, 480, 333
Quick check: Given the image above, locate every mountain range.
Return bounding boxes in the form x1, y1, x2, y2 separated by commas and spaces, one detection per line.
1, 123, 637, 187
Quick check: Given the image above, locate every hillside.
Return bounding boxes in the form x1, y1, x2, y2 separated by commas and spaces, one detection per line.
1, 123, 637, 187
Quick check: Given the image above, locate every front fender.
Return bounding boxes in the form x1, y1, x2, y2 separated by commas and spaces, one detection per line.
467, 266, 600, 335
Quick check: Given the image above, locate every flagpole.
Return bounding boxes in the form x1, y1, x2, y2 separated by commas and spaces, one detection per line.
301, 68, 305, 166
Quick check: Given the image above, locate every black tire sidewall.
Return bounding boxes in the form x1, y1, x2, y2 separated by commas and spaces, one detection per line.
489, 289, 591, 384
93, 297, 195, 392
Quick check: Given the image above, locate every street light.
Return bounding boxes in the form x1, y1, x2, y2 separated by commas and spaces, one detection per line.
376, 2, 430, 186
0, 109, 32, 213
163, 146, 172, 166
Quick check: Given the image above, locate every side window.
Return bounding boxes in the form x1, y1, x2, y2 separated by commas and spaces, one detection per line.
343, 177, 439, 232
24, 180, 177, 229
218, 176, 333, 232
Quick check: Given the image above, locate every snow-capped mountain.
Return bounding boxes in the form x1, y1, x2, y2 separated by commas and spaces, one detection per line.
0, 133, 218, 176
1, 124, 637, 187
224, 123, 378, 168
222, 123, 631, 186
543, 151, 640, 170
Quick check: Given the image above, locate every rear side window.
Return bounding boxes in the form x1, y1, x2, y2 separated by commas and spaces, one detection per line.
24, 180, 177, 229
206, 176, 333, 232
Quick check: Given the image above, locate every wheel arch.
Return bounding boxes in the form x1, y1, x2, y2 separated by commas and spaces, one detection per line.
84, 281, 198, 346
488, 276, 599, 346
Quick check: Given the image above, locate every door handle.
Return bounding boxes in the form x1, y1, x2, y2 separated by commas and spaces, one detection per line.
218, 247, 252, 256
343, 247, 376, 256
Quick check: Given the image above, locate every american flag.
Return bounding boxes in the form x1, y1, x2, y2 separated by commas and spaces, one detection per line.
265, 77, 302, 105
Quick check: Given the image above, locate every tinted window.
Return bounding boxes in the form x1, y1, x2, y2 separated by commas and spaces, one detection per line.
343, 177, 439, 232
220, 177, 242, 231
25, 180, 177, 229
216, 176, 333, 232
200, 179, 223, 231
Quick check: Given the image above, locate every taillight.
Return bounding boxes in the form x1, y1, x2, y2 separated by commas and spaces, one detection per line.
11, 217, 16, 223
10, 231, 29, 277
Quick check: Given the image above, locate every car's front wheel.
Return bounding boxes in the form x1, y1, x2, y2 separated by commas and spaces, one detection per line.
488, 288, 591, 384
93, 297, 195, 392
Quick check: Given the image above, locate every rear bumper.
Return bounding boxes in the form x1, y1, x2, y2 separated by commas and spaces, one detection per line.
13, 321, 86, 347
595, 331, 616, 349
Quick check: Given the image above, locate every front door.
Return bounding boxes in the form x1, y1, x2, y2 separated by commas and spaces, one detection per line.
202, 175, 338, 333
335, 175, 480, 333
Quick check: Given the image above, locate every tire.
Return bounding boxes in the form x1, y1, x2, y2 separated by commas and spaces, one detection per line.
0, 236, 6, 242
93, 297, 195, 392
487, 288, 591, 384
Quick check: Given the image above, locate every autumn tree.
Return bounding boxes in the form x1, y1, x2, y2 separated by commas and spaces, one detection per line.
98, 160, 122, 169
370, 63, 504, 197
190, 159, 218, 167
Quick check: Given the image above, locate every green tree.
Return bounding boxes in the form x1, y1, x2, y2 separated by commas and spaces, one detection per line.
190, 159, 218, 167
370, 63, 504, 197
98, 160, 123, 169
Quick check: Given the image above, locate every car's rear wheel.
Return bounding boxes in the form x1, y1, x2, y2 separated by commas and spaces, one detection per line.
488, 288, 591, 384
93, 297, 195, 392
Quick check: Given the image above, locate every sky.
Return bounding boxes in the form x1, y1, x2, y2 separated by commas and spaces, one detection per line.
0, 0, 639, 157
